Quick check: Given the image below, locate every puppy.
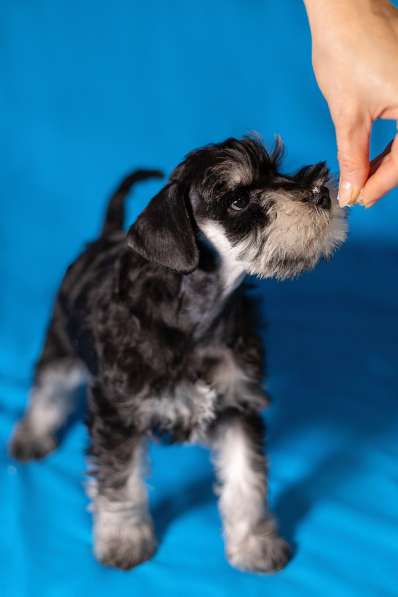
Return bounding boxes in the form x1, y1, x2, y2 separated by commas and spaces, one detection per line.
9, 137, 347, 573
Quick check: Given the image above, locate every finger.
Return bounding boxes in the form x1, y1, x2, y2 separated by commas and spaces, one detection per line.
360, 134, 398, 207
333, 112, 371, 206
368, 139, 394, 177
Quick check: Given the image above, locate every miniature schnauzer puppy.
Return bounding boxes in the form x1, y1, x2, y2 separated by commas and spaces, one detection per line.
9, 137, 347, 573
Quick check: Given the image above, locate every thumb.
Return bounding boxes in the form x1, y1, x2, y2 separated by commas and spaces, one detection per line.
360, 134, 398, 207
333, 112, 371, 206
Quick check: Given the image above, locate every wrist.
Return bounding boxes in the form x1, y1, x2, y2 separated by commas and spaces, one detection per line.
304, 0, 394, 37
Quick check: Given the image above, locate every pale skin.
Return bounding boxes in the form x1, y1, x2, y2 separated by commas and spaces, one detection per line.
303, 0, 398, 207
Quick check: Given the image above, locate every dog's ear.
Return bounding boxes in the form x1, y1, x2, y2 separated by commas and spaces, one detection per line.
127, 183, 199, 273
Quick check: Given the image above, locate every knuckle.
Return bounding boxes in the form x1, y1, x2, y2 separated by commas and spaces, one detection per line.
333, 103, 362, 127
337, 154, 365, 174
333, 109, 370, 146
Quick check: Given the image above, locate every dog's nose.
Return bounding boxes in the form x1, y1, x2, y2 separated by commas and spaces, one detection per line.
310, 185, 331, 209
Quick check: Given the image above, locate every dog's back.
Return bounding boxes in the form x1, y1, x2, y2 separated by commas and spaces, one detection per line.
45, 170, 165, 367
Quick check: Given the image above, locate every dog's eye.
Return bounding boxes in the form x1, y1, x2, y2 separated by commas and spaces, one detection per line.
229, 196, 250, 211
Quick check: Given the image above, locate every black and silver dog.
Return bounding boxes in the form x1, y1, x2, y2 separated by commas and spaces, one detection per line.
9, 137, 347, 572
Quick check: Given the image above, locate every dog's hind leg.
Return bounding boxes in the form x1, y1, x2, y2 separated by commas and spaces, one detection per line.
210, 411, 291, 573
9, 310, 87, 461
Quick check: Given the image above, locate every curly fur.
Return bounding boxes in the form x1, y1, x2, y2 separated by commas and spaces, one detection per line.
9, 136, 347, 572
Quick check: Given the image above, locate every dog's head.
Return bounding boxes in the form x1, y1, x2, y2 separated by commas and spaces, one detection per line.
127, 136, 347, 280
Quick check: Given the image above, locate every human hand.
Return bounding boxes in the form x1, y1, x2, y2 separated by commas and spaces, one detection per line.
304, 0, 398, 207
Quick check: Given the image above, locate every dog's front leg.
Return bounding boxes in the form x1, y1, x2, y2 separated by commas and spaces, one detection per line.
88, 385, 156, 570
210, 411, 291, 573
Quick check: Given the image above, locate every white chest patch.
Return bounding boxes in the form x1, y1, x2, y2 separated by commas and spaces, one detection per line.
134, 380, 218, 441
200, 221, 246, 296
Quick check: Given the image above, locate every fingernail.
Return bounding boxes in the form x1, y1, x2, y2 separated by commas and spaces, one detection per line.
357, 192, 376, 208
337, 181, 360, 207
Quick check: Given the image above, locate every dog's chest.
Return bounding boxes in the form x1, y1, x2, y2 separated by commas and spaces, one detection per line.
131, 343, 263, 442
134, 377, 219, 441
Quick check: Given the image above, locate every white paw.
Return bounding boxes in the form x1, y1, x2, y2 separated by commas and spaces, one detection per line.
94, 518, 156, 570
227, 522, 291, 573
9, 421, 57, 461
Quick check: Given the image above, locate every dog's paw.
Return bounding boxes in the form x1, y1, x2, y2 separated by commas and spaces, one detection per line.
227, 523, 291, 573
94, 520, 156, 570
9, 422, 57, 461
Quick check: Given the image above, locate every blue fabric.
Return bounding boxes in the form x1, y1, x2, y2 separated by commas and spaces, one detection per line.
1, 2, 398, 596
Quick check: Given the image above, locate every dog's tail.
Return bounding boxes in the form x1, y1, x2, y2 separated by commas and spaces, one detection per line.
101, 169, 164, 237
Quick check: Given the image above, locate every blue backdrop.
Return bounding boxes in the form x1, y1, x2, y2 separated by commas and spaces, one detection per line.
1, 2, 397, 596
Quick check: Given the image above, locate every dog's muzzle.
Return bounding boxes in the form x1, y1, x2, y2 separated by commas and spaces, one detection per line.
307, 185, 331, 210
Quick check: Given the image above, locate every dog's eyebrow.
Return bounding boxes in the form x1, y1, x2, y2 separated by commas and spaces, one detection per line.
268, 176, 303, 190
222, 176, 281, 195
